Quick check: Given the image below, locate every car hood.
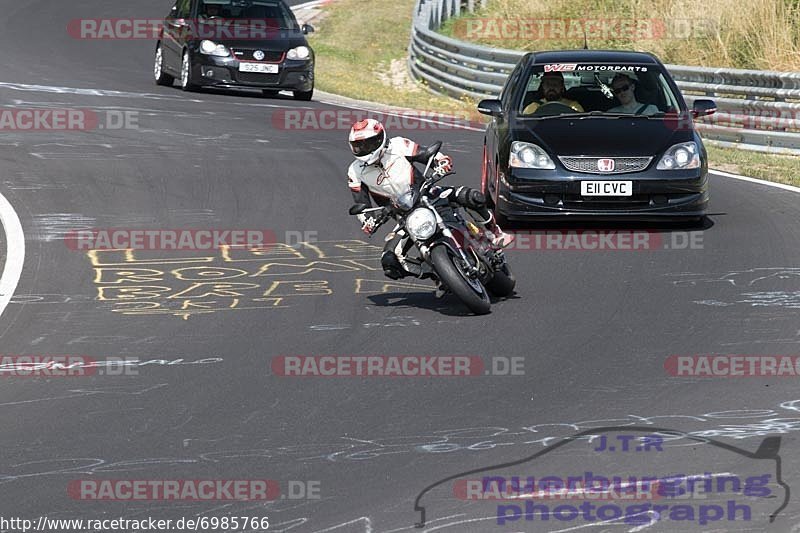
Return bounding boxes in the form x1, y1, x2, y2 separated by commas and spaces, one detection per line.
514, 117, 693, 156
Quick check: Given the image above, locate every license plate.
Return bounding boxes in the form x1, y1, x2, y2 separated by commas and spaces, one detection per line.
581, 181, 633, 197
239, 62, 279, 74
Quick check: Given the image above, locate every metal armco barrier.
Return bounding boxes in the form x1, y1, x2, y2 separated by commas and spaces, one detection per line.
408, 0, 800, 154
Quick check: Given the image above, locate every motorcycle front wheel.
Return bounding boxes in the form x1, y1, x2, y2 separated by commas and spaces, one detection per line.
430, 245, 491, 315
486, 262, 516, 297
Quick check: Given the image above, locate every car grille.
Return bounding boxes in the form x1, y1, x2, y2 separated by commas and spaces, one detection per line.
231, 48, 285, 62
558, 156, 653, 174
236, 72, 280, 85
563, 195, 652, 209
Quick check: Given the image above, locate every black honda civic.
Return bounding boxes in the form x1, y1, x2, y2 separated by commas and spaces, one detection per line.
478, 50, 717, 223
154, 0, 315, 100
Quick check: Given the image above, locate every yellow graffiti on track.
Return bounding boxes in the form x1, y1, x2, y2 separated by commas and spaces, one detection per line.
87, 240, 385, 320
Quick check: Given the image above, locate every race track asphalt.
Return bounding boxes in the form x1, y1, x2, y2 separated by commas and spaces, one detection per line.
0, 0, 799, 531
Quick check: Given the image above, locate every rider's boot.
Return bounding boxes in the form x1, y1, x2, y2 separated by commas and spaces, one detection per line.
480, 211, 515, 248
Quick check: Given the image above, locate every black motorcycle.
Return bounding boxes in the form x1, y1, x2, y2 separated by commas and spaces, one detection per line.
350, 141, 515, 315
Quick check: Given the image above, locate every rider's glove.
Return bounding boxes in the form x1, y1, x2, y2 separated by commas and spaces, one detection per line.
358, 214, 378, 235
433, 154, 453, 176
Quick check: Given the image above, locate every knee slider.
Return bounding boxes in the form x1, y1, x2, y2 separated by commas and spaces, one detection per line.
469, 190, 487, 207
457, 187, 486, 209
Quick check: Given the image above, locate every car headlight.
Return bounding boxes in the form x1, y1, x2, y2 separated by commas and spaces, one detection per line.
509, 141, 555, 169
405, 208, 437, 240
200, 40, 230, 57
657, 141, 700, 170
286, 46, 310, 60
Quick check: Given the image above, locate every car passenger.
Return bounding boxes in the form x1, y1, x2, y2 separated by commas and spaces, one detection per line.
203, 3, 221, 17
522, 71, 584, 115
606, 73, 660, 115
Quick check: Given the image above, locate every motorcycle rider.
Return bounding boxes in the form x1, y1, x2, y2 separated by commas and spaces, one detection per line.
346, 118, 514, 281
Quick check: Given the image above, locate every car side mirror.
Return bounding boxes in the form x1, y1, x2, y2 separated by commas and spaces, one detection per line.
477, 99, 503, 117
691, 99, 716, 118
349, 204, 367, 215
302, 24, 315, 34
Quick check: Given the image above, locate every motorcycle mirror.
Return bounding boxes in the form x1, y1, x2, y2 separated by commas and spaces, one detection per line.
349, 203, 367, 215
421, 141, 444, 177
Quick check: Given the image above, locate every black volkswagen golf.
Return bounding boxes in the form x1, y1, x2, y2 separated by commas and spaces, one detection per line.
154, 0, 315, 100
478, 50, 717, 223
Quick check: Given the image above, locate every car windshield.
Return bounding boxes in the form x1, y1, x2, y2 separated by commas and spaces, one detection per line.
199, 0, 299, 29
518, 64, 682, 118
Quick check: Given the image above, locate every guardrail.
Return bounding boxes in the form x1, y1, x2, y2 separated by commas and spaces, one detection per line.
407, 0, 800, 154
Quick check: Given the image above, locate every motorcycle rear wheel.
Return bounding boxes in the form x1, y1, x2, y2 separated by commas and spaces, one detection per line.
430, 245, 491, 315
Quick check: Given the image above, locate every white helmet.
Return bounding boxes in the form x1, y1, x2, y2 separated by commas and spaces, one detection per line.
348, 119, 386, 165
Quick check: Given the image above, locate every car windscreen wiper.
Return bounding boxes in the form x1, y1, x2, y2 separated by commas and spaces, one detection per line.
519, 111, 591, 120
524, 111, 623, 120
568, 111, 668, 119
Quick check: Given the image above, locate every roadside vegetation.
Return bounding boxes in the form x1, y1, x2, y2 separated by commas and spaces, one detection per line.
706, 145, 800, 186
307, 0, 476, 115
439, 0, 800, 70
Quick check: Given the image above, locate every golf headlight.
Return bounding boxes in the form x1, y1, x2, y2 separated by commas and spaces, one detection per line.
509, 141, 555, 169
287, 46, 310, 60
200, 40, 230, 57
406, 208, 437, 240
657, 141, 700, 170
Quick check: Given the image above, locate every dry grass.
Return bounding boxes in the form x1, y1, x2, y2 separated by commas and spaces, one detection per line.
307, 0, 478, 115
706, 145, 800, 185
441, 0, 800, 70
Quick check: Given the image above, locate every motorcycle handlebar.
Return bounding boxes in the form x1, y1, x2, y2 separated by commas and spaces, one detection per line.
353, 206, 386, 215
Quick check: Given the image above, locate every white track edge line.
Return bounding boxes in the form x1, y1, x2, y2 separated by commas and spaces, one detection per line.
709, 169, 800, 194
0, 190, 25, 320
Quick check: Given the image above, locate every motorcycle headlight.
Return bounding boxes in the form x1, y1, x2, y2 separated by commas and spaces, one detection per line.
509, 141, 555, 169
657, 141, 700, 170
200, 40, 230, 57
286, 46, 310, 60
406, 208, 437, 241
